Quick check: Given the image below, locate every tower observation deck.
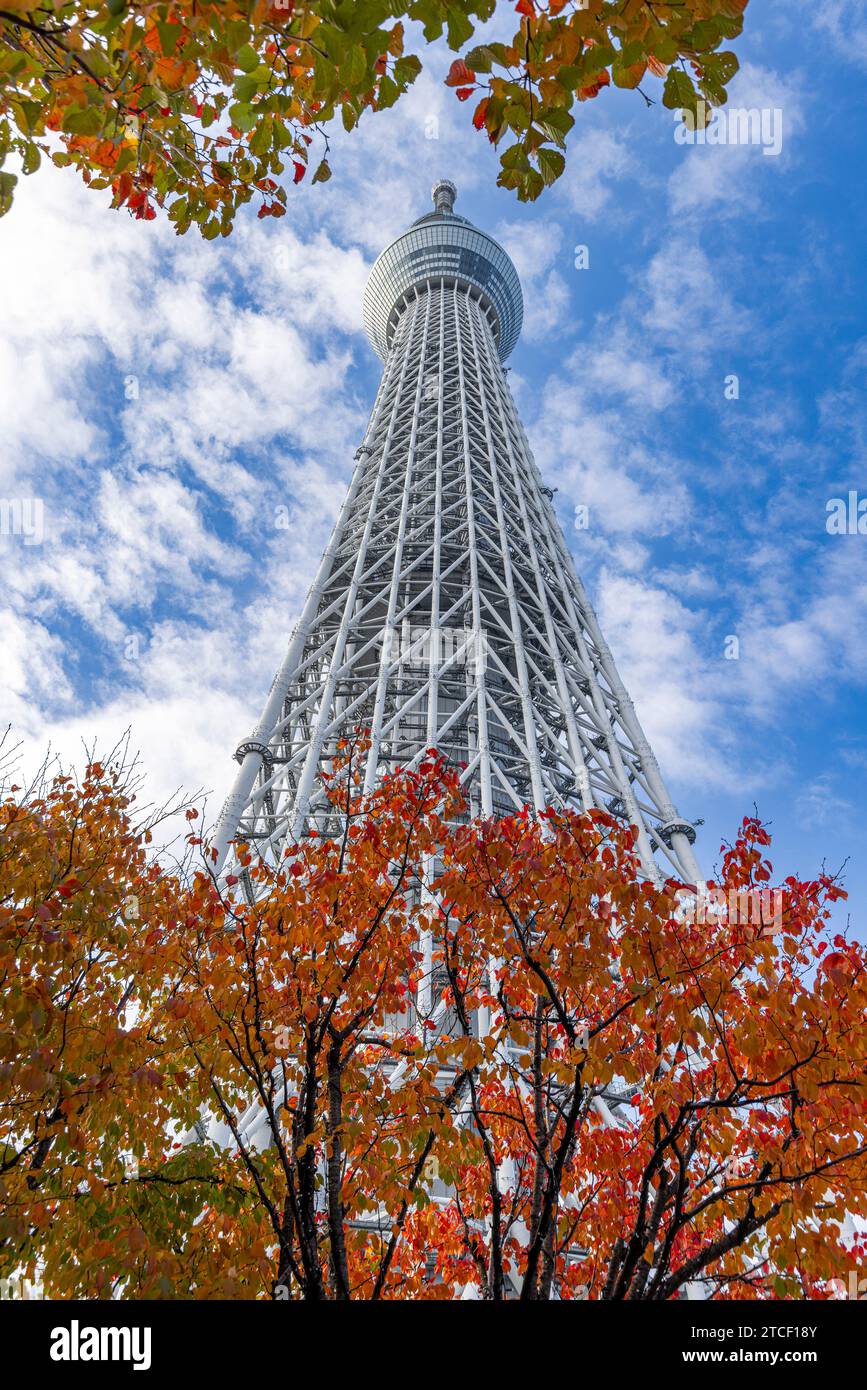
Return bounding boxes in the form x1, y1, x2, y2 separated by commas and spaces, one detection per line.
213, 181, 700, 885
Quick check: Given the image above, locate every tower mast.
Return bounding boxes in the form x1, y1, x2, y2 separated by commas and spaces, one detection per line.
212, 181, 700, 885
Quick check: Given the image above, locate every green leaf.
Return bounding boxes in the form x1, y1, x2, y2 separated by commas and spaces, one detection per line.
394, 54, 422, 87
556, 64, 581, 90
318, 24, 349, 65
582, 42, 616, 77
114, 145, 137, 175
62, 107, 105, 136
344, 45, 368, 87
446, 5, 475, 50
235, 44, 259, 74
313, 51, 337, 94
662, 68, 697, 112
12, 100, 42, 136
272, 120, 293, 150
95, 9, 126, 36
312, 157, 332, 184
537, 106, 574, 149
653, 38, 679, 65
688, 19, 723, 51
537, 146, 565, 187
0, 169, 18, 215
156, 21, 183, 55
412, 0, 446, 43
377, 75, 400, 110
619, 41, 646, 67
228, 102, 257, 133
500, 142, 530, 172
524, 169, 545, 201
249, 119, 271, 156
225, 19, 251, 52
504, 101, 530, 132
698, 75, 727, 107
465, 44, 496, 74
22, 142, 41, 176
711, 51, 740, 84
234, 73, 259, 104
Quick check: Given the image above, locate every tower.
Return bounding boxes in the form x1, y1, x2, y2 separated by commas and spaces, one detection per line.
212, 181, 700, 886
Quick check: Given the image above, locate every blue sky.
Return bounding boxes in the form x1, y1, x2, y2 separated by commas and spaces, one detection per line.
0, 0, 865, 923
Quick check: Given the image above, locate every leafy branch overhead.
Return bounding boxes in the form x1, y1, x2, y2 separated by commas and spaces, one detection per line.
0, 0, 750, 234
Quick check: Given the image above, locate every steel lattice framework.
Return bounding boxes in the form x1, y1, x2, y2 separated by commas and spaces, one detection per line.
212, 181, 700, 885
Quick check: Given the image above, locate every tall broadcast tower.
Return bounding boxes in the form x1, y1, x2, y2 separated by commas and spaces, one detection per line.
213, 181, 700, 885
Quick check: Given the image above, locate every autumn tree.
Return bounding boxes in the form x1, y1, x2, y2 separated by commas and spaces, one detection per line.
0, 1, 750, 231
0, 746, 230, 1297
1, 737, 864, 1300
0, 741, 482, 1298
431, 811, 867, 1299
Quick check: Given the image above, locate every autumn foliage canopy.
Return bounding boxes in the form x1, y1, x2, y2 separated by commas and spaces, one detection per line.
0, 1, 750, 231
1, 738, 865, 1300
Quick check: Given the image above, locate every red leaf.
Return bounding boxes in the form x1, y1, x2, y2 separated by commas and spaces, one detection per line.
445, 59, 475, 88
578, 69, 611, 101
823, 951, 849, 973
293, 160, 306, 183
472, 98, 489, 130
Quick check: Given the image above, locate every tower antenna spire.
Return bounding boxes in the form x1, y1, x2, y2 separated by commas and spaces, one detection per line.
431, 178, 457, 214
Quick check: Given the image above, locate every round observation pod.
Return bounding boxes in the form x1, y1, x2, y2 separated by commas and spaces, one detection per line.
362, 180, 524, 363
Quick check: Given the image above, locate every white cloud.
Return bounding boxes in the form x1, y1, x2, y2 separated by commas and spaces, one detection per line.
0, 159, 369, 824
741, 542, 867, 712
813, 0, 867, 69
0, 167, 165, 489
0, 609, 74, 729
640, 238, 752, 349
495, 220, 571, 341
523, 338, 690, 538
558, 129, 635, 221
594, 569, 738, 791
580, 331, 675, 411
795, 773, 854, 829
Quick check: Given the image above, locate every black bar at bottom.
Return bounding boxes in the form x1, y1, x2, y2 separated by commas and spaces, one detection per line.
0, 1296, 858, 1379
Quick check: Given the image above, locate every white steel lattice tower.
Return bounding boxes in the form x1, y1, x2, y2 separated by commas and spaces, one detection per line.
212, 181, 700, 884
